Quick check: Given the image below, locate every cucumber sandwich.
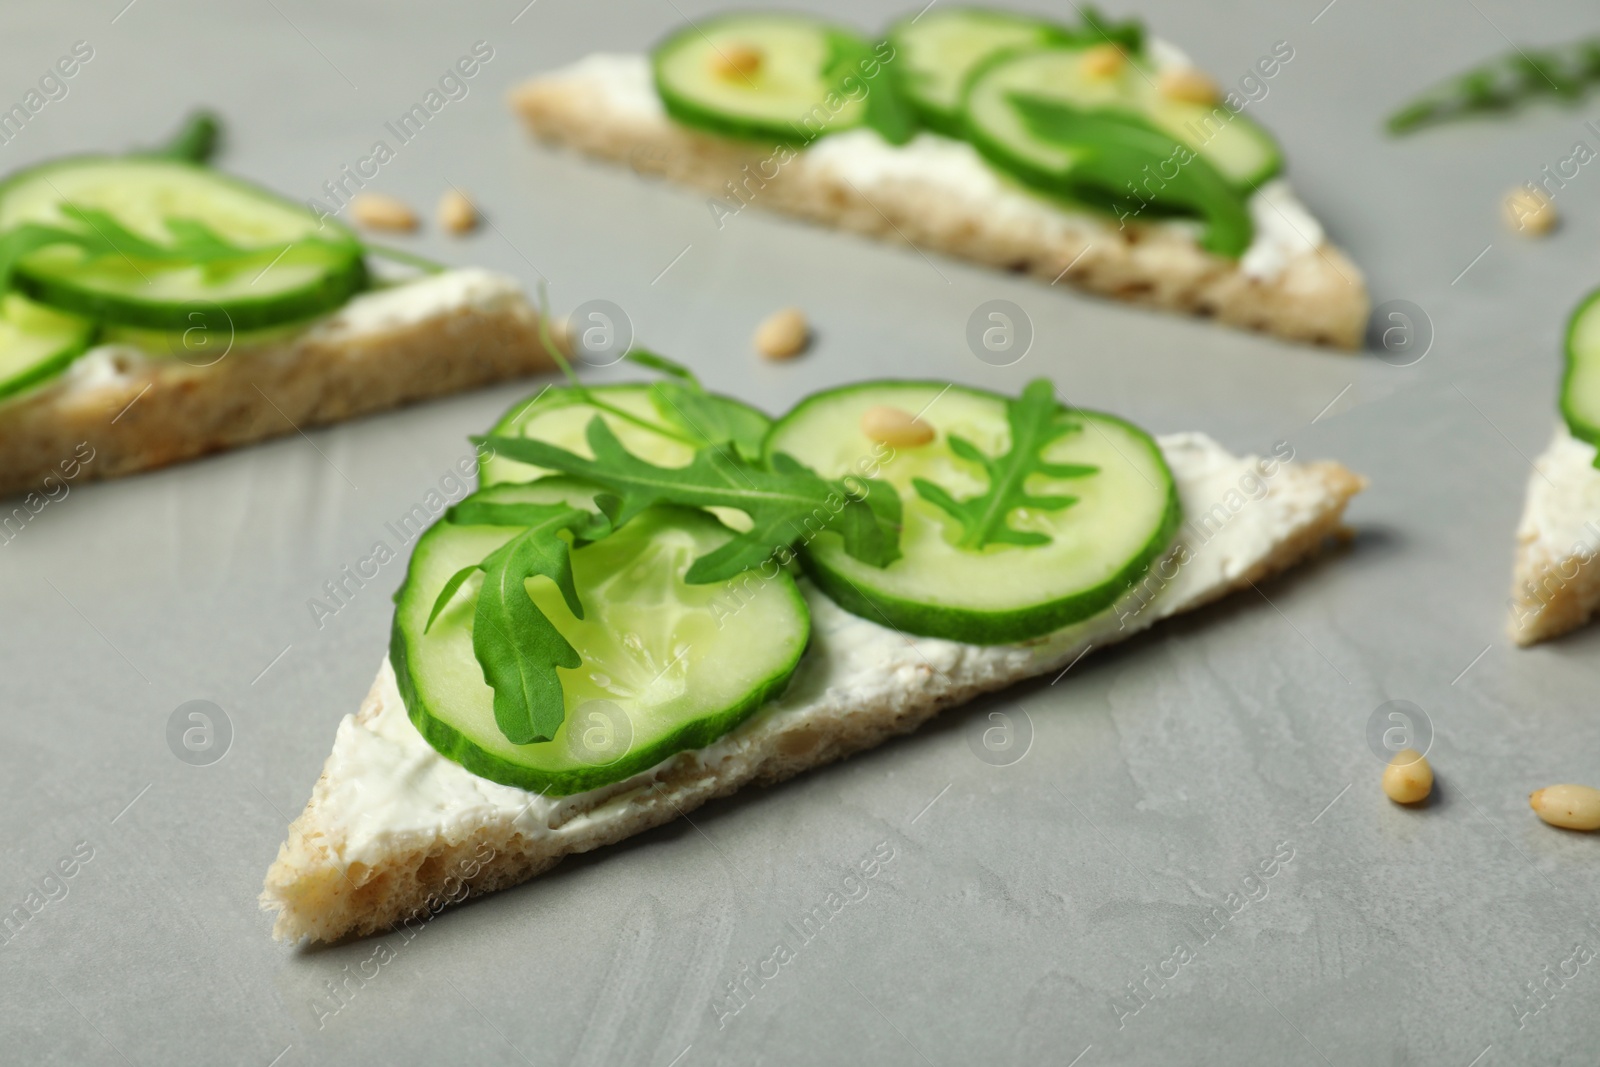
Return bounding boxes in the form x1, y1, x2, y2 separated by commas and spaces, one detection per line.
261, 355, 1365, 943
1509, 290, 1600, 644
0, 114, 553, 498
511, 6, 1368, 348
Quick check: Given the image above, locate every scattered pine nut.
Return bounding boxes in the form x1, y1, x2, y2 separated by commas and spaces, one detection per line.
1529, 784, 1600, 831
438, 189, 479, 235
712, 44, 763, 81
1080, 44, 1126, 79
754, 308, 810, 360
860, 405, 934, 447
1158, 67, 1221, 105
349, 193, 419, 233
1381, 749, 1433, 805
1503, 187, 1558, 236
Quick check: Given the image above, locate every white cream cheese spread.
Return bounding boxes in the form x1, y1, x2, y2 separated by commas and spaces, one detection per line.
1518, 424, 1600, 562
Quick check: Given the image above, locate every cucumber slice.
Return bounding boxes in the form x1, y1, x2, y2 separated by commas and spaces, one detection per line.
0, 293, 94, 401
653, 12, 872, 142
765, 381, 1180, 644
479, 383, 770, 487
391, 479, 811, 795
887, 7, 1070, 135
0, 156, 365, 331
1561, 288, 1600, 453
963, 47, 1282, 190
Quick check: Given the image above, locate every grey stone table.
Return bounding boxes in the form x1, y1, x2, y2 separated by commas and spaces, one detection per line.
2, 0, 1598, 1064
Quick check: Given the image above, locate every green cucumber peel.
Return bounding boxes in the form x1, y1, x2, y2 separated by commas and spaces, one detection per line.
1006, 93, 1253, 258
912, 378, 1098, 550
1388, 37, 1600, 134
1559, 288, 1600, 468
425, 500, 614, 745
474, 415, 903, 584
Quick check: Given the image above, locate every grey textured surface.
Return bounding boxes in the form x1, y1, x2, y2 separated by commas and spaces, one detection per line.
2, 1, 1599, 1064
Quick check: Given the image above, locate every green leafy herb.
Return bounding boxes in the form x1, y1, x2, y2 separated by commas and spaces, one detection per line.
1007, 93, 1253, 258
626, 349, 696, 382
1388, 37, 1600, 134
476, 416, 902, 584
630, 349, 771, 461
0, 204, 353, 291
427, 501, 612, 745
511, 325, 770, 460
1076, 5, 1144, 53
912, 378, 1097, 550
824, 32, 918, 146
361, 243, 447, 274
524, 288, 753, 454
140, 111, 222, 164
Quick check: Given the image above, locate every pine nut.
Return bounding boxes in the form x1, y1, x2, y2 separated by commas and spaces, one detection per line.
1504, 187, 1558, 236
1080, 44, 1125, 79
349, 193, 418, 233
712, 44, 763, 81
860, 405, 934, 447
437, 189, 479, 235
1381, 749, 1433, 805
754, 308, 809, 360
1159, 67, 1221, 105
1529, 784, 1600, 831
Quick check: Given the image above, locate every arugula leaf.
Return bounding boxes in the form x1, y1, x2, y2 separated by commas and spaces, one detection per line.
1388, 37, 1600, 134
628, 349, 771, 462
1006, 94, 1252, 258
426, 501, 611, 745
475, 416, 902, 584
912, 378, 1097, 550
362, 243, 448, 274
1077, 5, 1144, 53
140, 111, 222, 164
426, 563, 483, 631
0, 204, 352, 290
474, 526, 581, 746
625, 349, 696, 381
446, 498, 611, 536
509, 345, 767, 461
861, 61, 919, 146
653, 383, 770, 462
824, 32, 917, 146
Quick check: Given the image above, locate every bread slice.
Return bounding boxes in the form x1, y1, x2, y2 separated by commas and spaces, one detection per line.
509, 55, 1369, 349
0, 269, 554, 499
260, 432, 1364, 943
1509, 425, 1600, 644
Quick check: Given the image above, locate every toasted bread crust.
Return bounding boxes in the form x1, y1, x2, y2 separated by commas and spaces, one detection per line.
261, 457, 1364, 944
509, 73, 1368, 349
1509, 537, 1600, 645
0, 284, 553, 498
